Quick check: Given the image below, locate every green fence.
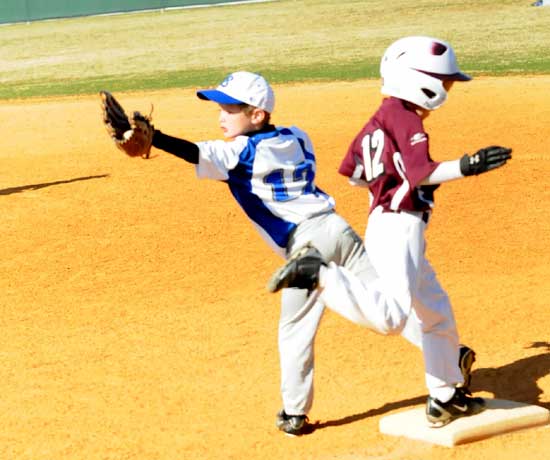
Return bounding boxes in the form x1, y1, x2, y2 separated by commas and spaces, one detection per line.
0, 0, 245, 24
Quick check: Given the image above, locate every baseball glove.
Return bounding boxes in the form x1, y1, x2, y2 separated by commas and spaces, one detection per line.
100, 90, 154, 159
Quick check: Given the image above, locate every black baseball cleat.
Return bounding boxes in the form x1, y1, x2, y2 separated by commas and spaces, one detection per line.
426, 387, 486, 428
276, 410, 311, 436
267, 244, 324, 293
457, 344, 476, 392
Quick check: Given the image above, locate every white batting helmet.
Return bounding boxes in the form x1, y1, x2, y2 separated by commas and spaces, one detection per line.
380, 36, 471, 110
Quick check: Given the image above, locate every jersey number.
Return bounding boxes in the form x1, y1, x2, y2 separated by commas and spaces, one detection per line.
264, 161, 314, 202
360, 129, 385, 182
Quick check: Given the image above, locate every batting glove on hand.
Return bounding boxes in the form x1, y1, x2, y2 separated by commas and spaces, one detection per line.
460, 146, 512, 176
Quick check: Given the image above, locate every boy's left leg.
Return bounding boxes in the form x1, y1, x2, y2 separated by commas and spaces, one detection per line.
277, 287, 325, 435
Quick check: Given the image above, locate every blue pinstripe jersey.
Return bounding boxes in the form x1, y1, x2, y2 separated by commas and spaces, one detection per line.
196, 126, 335, 256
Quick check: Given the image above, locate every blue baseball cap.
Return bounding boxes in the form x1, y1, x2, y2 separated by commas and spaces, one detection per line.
197, 71, 275, 113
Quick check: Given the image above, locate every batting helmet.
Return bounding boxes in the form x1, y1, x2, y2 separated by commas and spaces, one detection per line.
380, 36, 471, 110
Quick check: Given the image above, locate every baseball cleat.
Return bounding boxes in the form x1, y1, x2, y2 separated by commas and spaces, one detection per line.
276, 410, 310, 436
267, 244, 324, 293
426, 387, 485, 428
457, 344, 476, 392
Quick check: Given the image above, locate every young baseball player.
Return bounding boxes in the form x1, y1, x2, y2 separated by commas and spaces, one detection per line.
114, 70, 468, 435
334, 36, 512, 427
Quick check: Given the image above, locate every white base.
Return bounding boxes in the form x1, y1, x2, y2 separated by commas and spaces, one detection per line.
379, 399, 550, 447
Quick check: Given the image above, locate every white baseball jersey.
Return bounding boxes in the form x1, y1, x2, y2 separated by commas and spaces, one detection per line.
196, 126, 335, 257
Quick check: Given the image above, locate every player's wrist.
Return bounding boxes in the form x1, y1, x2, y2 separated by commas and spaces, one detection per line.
459, 154, 475, 176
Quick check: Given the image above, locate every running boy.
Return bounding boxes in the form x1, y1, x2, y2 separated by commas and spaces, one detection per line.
337, 36, 512, 426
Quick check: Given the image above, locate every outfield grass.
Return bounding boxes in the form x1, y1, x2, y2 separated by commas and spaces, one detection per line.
1, 0, 550, 99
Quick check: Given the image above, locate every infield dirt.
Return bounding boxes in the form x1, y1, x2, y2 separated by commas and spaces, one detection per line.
1, 77, 549, 460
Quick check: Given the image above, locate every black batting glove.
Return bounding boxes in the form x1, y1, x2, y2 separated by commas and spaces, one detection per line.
460, 146, 512, 176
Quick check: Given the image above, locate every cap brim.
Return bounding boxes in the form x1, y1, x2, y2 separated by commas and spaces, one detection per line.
196, 89, 244, 105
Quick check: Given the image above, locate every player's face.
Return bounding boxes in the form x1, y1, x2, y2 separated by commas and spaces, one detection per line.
218, 103, 257, 138
443, 80, 454, 92
415, 81, 455, 120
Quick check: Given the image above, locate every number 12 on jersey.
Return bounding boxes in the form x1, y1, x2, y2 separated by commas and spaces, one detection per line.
360, 129, 385, 182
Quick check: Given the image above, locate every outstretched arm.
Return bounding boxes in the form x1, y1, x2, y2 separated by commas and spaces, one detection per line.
421, 145, 512, 185
152, 130, 199, 164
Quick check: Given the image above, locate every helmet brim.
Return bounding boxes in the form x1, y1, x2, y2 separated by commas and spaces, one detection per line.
418, 69, 472, 81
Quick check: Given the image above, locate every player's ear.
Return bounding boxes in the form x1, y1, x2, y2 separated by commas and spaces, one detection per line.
251, 108, 267, 124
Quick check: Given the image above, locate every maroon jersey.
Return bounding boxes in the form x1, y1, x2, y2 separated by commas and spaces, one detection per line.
339, 97, 440, 213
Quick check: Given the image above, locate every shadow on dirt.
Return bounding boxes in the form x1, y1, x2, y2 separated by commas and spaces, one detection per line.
313, 341, 550, 432
0, 174, 109, 196
472, 342, 550, 410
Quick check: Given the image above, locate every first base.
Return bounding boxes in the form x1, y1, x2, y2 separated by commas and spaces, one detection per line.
379, 399, 549, 447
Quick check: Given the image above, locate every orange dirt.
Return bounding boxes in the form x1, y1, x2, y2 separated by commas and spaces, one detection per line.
1, 77, 549, 460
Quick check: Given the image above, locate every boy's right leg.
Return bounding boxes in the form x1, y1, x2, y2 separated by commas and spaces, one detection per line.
414, 258, 486, 425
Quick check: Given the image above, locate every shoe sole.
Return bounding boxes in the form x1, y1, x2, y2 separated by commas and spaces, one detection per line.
267, 245, 314, 293
279, 429, 302, 437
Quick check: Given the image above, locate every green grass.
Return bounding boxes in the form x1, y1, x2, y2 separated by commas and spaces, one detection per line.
2, 0, 550, 99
